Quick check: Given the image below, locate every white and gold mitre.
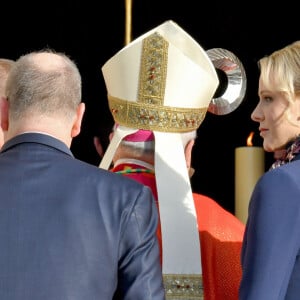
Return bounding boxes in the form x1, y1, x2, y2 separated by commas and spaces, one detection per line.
102, 20, 219, 133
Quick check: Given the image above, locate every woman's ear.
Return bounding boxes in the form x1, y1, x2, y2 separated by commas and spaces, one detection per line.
0, 96, 9, 131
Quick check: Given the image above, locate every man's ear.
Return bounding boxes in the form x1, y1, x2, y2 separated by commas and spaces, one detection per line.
0, 97, 9, 131
71, 102, 85, 138
93, 136, 103, 157
184, 139, 195, 169
109, 131, 114, 141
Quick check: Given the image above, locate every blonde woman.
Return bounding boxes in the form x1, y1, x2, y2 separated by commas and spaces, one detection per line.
240, 41, 300, 299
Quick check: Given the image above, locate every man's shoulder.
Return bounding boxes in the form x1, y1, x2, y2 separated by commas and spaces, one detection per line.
193, 192, 245, 235
192, 193, 222, 210
74, 159, 147, 189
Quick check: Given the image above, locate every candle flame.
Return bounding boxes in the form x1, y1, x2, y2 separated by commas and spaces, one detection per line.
247, 132, 254, 146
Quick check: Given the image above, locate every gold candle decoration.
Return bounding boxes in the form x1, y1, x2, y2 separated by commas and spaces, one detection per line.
124, 0, 132, 45
235, 132, 265, 224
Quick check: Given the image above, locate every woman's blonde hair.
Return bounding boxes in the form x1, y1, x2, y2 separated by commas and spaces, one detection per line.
259, 41, 300, 125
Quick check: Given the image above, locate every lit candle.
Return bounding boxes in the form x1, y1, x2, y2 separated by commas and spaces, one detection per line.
235, 132, 265, 224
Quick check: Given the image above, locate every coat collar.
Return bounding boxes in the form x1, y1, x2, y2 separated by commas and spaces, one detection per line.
1, 132, 73, 157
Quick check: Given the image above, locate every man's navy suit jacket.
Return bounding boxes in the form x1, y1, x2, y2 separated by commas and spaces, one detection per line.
0, 133, 164, 300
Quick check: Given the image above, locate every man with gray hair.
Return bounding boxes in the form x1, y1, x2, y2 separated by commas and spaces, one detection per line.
0, 49, 165, 300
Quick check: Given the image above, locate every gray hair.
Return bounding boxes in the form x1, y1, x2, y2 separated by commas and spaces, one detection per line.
0, 58, 15, 96
5, 49, 81, 121
119, 130, 197, 157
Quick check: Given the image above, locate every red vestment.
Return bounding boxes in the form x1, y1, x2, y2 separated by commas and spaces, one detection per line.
112, 162, 245, 300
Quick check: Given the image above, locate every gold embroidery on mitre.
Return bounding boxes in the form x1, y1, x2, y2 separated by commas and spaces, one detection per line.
138, 32, 167, 106
108, 95, 207, 132
107, 32, 208, 132
163, 274, 204, 299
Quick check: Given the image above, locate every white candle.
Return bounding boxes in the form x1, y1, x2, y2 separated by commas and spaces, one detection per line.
235, 132, 265, 224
